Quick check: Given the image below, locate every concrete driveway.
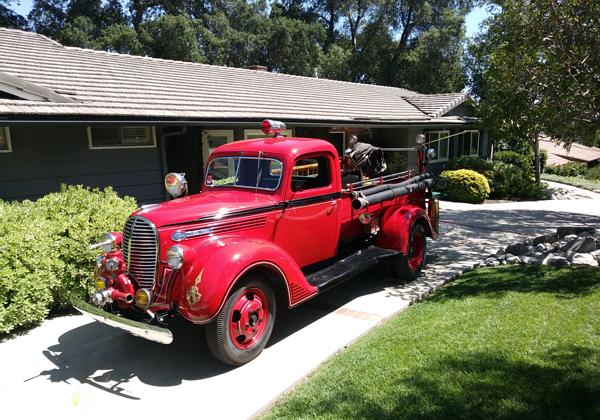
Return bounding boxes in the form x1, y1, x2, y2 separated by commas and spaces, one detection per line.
1, 198, 599, 419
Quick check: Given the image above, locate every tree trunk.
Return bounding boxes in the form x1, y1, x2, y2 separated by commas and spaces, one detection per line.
534, 134, 541, 185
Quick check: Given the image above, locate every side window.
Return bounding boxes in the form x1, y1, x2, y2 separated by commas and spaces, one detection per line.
291, 156, 330, 192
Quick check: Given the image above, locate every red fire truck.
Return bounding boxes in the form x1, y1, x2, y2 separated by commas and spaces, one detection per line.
76, 120, 439, 366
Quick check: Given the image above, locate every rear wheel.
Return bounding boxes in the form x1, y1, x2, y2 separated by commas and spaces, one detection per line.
206, 276, 276, 366
392, 223, 427, 282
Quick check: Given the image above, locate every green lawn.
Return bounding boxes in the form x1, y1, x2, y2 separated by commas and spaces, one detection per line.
262, 266, 600, 419
542, 173, 600, 191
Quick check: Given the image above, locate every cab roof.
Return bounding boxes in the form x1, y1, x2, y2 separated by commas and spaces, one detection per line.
213, 136, 339, 160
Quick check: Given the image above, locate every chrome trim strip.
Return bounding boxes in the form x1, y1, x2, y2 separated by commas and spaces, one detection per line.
73, 300, 173, 344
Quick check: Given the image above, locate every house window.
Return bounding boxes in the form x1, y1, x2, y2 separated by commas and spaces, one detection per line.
459, 130, 480, 157
202, 130, 234, 166
244, 128, 293, 139
425, 130, 450, 162
88, 126, 156, 149
0, 127, 11, 153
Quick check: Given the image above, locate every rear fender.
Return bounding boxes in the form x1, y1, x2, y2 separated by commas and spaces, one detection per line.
171, 238, 317, 324
375, 205, 437, 254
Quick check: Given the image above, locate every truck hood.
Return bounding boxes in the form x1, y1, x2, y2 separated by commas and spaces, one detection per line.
132, 190, 279, 228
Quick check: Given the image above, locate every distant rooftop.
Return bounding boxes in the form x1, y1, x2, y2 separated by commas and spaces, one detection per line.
0, 27, 471, 124
540, 135, 600, 166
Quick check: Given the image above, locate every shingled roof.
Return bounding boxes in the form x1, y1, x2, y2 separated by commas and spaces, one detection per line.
540, 135, 600, 166
0, 28, 471, 124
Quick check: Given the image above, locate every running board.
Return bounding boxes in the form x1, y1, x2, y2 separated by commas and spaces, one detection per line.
306, 246, 399, 291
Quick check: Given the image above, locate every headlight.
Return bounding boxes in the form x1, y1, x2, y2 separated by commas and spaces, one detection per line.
101, 233, 117, 253
165, 173, 188, 198
134, 288, 152, 310
166, 246, 184, 270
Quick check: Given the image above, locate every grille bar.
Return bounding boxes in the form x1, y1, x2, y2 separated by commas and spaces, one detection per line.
122, 216, 158, 289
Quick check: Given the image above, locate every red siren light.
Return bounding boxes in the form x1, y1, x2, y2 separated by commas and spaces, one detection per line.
261, 119, 287, 136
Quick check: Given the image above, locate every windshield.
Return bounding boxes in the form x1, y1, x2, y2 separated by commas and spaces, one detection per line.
206, 156, 283, 191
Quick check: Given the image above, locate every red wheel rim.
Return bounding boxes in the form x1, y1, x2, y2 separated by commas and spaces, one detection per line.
229, 287, 269, 350
408, 229, 425, 271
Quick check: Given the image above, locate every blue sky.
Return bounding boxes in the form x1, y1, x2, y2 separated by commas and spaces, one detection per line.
9, 1, 490, 38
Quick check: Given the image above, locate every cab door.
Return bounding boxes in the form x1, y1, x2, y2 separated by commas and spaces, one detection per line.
281, 153, 340, 268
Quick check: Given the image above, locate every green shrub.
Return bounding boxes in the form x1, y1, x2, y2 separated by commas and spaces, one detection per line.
544, 162, 587, 177
0, 185, 137, 334
494, 150, 531, 171
445, 157, 541, 199
585, 165, 600, 180
440, 169, 491, 204
445, 156, 495, 174
384, 151, 407, 174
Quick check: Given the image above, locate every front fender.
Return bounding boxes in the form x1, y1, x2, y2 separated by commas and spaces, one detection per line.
375, 205, 437, 254
171, 237, 316, 324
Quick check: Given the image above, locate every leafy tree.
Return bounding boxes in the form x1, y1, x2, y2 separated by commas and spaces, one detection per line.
266, 15, 324, 75
58, 15, 98, 48
141, 14, 204, 62
102, 0, 128, 28
98, 23, 143, 54
28, 0, 67, 37
470, 0, 600, 186
0, 0, 27, 28
470, 2, 545, 183
199, 0, 271, 67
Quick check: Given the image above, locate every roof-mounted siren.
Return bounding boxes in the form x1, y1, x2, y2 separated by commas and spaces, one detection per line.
261, 119, 287, 137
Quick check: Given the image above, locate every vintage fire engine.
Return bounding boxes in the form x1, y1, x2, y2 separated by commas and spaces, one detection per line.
75, 120, 440, 366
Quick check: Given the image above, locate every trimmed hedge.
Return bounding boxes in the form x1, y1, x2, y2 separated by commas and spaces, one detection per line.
544, 162, 588, 177
0, 185, 137, 334
445, 156, 547, 200
440, 169, 491, 204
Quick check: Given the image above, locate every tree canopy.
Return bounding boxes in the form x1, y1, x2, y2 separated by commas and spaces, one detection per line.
0, 0, 477, 93
469, 0, 600, 149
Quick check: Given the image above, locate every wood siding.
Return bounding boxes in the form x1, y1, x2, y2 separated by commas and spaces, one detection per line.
0, 125, 164, 203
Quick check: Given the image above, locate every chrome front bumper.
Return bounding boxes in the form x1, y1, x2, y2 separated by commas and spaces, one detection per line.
73, 299, 173, 345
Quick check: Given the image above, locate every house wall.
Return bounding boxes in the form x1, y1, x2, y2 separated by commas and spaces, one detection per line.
0, 125, 164, 203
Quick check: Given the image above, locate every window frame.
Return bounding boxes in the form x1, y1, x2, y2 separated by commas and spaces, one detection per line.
244, 128, 293, 139
463, 130, 480, 157
425, 130, 450, 163
87, 126, 157, 150
0, 127, 12, 153
290, 155, 332, 192
205, 155, 284, 192
202, 129, 234, 166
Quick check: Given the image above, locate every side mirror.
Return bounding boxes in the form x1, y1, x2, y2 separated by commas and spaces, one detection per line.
427, 148, 436, 160
165, 172, 188, 198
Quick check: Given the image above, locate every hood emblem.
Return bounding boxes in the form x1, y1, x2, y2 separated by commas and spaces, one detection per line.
171, 227, 214, 242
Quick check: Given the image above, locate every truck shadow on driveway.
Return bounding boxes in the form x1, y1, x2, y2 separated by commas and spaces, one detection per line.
37, 267, 401, 398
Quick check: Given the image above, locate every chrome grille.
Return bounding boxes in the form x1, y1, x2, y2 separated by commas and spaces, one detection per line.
122, 216, 158, 289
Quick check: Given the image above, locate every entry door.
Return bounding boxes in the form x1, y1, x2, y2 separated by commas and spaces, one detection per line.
202, 130, 234, 167
282, 154, 340, 268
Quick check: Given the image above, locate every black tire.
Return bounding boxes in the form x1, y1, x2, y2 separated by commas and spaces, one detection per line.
206, 276, 276, 366
392, 223, 427, 282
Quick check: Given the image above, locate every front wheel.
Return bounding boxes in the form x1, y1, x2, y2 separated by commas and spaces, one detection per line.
392, 223, 427, 282
206, 276, 276, 366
